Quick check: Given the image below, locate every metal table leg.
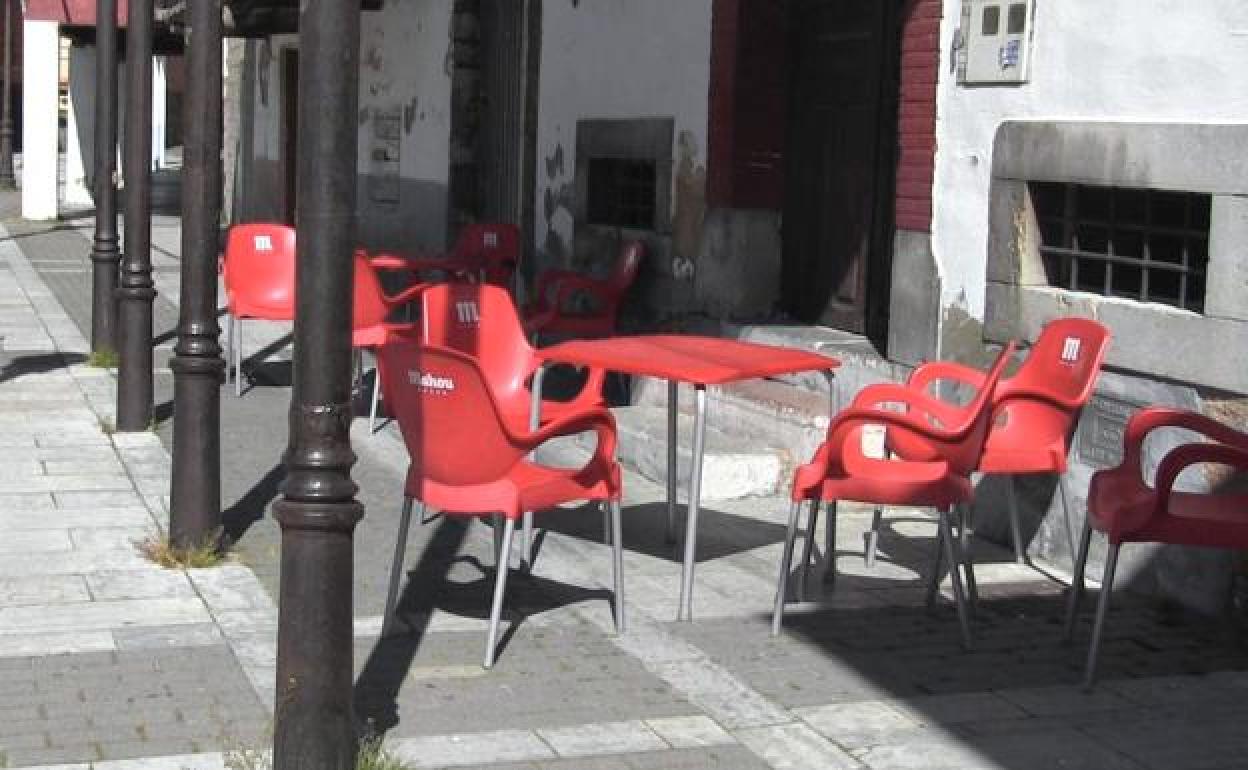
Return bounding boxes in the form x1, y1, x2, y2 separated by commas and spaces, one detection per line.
522, 364, 547, 570
665, 380, 678, 544
677, 384, 708, 621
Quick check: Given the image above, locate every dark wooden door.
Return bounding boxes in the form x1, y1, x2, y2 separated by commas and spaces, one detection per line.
281, 49, 299, 225
783, 0, 895, 332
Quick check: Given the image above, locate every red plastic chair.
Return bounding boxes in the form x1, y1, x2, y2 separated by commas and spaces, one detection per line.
1065, 408, 1248, 688
351, 250, 430, 432
772, 342, 1017, 648
376, 339, 624, 668
861, 318, 1111, 568
523, 240, 645, 339
419, 282, 606, 428
221, 223, 298, 397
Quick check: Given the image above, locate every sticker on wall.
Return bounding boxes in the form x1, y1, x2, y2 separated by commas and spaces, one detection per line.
368, 106, 402, 204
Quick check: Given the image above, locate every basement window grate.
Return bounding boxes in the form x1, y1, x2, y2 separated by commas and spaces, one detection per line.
1030, 182, 1211, 312
587, 157, 658, 229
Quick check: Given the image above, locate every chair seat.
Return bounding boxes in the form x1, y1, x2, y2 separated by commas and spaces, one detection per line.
405, 457, 619, 521
794, 427, 973, 508
977, 442, 1068, 474
1088, 468, 1248, 549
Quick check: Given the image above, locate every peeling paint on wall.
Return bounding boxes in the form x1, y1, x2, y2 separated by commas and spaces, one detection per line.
672, 130, 706, 261
542, 142, 575, 262
403, 97, 419, 134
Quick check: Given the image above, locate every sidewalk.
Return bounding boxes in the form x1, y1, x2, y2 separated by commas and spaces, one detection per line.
1, 191, 1247, 769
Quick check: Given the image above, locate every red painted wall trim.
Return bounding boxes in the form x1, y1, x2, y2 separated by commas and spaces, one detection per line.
24, 0, 128, 27
895, 0, 942, 233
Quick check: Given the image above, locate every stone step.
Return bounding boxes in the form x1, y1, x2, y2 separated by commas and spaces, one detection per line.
564, 405, 791, 501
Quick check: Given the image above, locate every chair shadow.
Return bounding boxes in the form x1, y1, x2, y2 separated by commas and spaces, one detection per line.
531, 499, 789, 564
0, 352, 88, 383
353, 515, 612, 735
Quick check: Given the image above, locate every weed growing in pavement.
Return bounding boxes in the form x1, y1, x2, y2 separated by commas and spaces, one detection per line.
86, 349, 119, 368
222, 727, 411, 770
137, 529, 229, 569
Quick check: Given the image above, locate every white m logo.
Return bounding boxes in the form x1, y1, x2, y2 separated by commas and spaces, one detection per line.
1061, 337, 1082, 363
455, 300, 480, 325
254, 234, 273, 251
483, 232, 498, 248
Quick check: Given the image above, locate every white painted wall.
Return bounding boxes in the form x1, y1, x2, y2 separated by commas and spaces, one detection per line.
534, 0, 713, 262
238, 1, 453, 250
22, 20, 60, 220
931, 0, 1248, 322
64, 44, 94, 207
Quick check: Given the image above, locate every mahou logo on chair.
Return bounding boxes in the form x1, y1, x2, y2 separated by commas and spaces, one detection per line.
408, 370, 456, 393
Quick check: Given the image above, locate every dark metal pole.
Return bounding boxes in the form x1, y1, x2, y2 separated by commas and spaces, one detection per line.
272, 0, 363, 764
169, 0, 225, 548
0, 0, 16, 188
116, 0, 155, 431
89, 0, 120, 354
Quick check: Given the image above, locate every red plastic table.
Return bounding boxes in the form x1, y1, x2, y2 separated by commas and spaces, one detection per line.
532, 335, 840, 621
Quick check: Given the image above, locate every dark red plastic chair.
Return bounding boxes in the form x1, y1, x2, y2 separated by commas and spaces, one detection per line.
523, 240, 645, 339
772, 342, 1017, 648
221, 223, 298, 397
1065, 407, 1248, 688
391, 223, 522, 291
376, 340, 624, 668
351, 250, 429, 432
861, 318, 1111, 567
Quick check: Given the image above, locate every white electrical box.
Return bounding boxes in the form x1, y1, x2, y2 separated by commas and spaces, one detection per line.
959, 0, 1034, 85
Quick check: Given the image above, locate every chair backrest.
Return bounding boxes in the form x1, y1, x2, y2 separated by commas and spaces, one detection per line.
352, 249, 392, 330
451, 223, 521, 287
990, 317, 1112, 457
222, 223, 298, 321
378, 340, 524, 487
420, 282, 535, 417
942, 342, 1018, 475
608, 240, 645, 295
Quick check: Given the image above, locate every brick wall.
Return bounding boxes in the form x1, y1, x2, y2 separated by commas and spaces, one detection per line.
895, 0, 941, 233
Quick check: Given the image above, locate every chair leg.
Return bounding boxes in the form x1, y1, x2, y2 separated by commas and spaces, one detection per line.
492, 514, 504, 565
940, 509, 974, 650
484, 517, 517, 669
234, 317, 243, 397
381, 498, 416, 637
1005, 475, 1027, 564
521, 511, 534, 573
771, 500, 804, 636
609, 500, 625, 633
865, 507, 883, 567
224, 313, 234, 385
368, 367, 382, 433
602, 501, 612, 546
1083, 542, 1120, 690
958, 504, 979, 611
926, 516, 946, 608
798, 500, 821, 602
822, 500, 838, 586
1065, 517, 1094, 641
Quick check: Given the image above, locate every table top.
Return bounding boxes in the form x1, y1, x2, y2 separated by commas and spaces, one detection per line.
536, 334, 840, 386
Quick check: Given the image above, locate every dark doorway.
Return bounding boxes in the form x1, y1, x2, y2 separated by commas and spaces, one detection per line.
782, 0, 900, 338
280, 48, 299, 225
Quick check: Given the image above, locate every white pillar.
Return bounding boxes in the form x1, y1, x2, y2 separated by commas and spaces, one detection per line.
64, 43, 95, 208
21, 20, 61, 220
151, 55, 166, 170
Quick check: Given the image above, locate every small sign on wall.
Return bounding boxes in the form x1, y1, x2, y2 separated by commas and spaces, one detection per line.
958, 0, 1035, 85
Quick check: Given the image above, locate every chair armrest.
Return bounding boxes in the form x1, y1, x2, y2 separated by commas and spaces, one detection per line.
851, 382, 967, 432
826, 404, 967, 449
383, 282, 430, 309
908, 360, 989, 395
368, 253, 423, 271
522, 407, 617, 463
1154, 442, 1248, 514
1120, 408, 1248, 471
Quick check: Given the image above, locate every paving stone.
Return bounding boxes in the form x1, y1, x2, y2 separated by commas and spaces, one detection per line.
0, 574, 91, 605
86, 570, 196, 601
733, 723, 861, 770
0, 630, 115, 658
644, 715, 736, 749
392, 729, 556, 768
537, 720, 667, 758
0, 598, 210, 634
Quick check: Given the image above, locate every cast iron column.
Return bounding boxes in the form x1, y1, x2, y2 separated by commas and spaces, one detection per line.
0, 0, 16, 188
169, 0, 225, 548
116, 0, 155, 431
272, 0, 364, 765
89, 0, 120, 354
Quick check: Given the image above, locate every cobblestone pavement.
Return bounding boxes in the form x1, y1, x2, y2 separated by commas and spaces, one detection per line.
1, 191, 1246, 769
